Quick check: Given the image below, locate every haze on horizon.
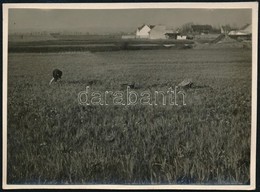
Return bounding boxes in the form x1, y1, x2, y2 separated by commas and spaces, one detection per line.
9, 9, 251, 34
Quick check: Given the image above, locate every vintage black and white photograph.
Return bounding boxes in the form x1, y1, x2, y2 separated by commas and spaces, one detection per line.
2, 3, 258, 190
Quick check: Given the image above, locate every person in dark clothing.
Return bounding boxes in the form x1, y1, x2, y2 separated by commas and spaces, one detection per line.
49, 69, 62, 85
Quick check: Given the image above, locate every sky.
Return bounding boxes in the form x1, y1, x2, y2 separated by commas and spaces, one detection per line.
8, 9, 252, 34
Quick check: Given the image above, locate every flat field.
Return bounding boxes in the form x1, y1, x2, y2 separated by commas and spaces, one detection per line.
8, 38, 193, 53
7, 48, 252, 184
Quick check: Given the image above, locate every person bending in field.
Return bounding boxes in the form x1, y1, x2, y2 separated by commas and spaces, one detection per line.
49, 69, 62, 85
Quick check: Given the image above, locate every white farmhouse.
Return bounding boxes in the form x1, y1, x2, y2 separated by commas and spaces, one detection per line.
136, 24, 174, 39
136, 24, 153, 39
149, 25, 173, 39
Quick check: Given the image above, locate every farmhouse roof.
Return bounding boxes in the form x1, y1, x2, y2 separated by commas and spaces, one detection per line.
228, 23, 252, 35
137, 24, 156, 31
149, 25, 166, 33
240, 23, 251, 30
240, 23, 252, 33
137, 24, 147, 31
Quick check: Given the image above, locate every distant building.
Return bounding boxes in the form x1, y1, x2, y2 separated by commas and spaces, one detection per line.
136, 24, 154, 39
240, 23, 252, 33
149, 25, 173, 39
228, 24, 252, 40
136, 24, 176, 39
229, 23, 252, 35
177, 35, 187, 40
191, 25, 213, 34
149, 25, 166, 39
165, 32, 179, 39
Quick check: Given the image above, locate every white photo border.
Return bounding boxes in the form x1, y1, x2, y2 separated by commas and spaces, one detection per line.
2, 2, 258, 190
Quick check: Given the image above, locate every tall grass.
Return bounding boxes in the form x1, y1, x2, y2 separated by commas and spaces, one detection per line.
7, 49, 251, 184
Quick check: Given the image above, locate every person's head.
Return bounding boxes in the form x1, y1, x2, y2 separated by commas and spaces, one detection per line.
53, 69, 62, 81
49, 69, 62, 85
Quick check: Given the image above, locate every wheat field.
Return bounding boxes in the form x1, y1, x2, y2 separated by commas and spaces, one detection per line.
7, 48, 252, 184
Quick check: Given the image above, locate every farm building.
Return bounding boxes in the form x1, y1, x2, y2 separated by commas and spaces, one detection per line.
228, 24, 252, 40
191, 25, 213, 34
136, 24, 155, 39
177, 35, 187, 40
229, 23, 252, 35
165, 32, 179, 39
136, 24, 177, 39
149, 25, 173, 39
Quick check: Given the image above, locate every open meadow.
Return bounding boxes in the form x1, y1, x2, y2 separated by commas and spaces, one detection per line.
7, 48, 252, 184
